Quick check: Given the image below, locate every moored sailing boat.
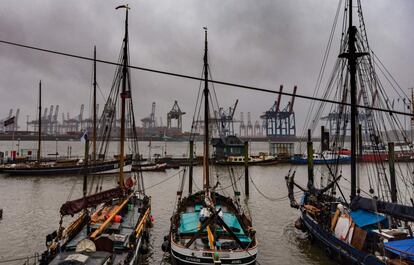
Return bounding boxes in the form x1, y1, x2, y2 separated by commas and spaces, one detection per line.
39, 5, 152, 265
286, 1, 414, 264
164, 28, 258, 265
0, 49, 128, 176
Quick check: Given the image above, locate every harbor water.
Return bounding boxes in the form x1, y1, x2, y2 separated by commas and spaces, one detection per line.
0, 140, 340, 265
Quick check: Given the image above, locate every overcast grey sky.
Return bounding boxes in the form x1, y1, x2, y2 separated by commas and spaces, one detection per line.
0, 0, 413, 133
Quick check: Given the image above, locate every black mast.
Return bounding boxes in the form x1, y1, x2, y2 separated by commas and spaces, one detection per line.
203, 27, 210, 190
37, 80, 42, 163
93, 46, 97, 163
116, 4, 130, 189
338, 0, 359, 201
348, 0, 357, 201
339, 0, 368, 200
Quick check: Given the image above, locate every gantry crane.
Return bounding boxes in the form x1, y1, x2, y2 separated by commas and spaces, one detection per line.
167, 100, 185, 131
261, 85, 297, 137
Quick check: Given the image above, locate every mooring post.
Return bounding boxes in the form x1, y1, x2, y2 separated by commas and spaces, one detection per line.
358, 124, 363, 158
244, 141, 249, 197
388, 142, 397, 203
83, 137, 89, 198
307, 129, 314, 189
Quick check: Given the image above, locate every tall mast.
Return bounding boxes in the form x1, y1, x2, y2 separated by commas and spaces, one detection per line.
37, 80, 42, 162
117, 5, 130, 189
348, 0, 357, 201
93, 46, 97, 163
203, 28, 210, 190
337, 0, 368, 200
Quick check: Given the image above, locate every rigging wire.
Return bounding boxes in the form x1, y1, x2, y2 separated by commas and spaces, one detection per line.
0, 38, 411, 118
301, 0, 343, 140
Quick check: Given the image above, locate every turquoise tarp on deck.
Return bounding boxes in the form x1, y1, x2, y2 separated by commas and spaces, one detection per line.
179, 212, 199, 234
178, 211, 251, 243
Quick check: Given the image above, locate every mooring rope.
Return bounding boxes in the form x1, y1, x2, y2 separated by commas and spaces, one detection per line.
137, 169, 184, 193
250, 177, 301, 202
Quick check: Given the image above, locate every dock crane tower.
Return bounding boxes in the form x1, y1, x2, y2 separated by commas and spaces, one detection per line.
261, 85, 297, 137
167, 100, 185, 131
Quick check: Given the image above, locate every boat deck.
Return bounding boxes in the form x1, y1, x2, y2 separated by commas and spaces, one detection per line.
60, 195, 146, 262
177, 203, 251, 251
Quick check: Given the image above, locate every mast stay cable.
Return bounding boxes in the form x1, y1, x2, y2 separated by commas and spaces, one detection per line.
0, 38, 411, 118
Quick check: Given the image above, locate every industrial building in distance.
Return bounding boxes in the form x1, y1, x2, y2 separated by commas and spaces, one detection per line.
0, 88, 298, 142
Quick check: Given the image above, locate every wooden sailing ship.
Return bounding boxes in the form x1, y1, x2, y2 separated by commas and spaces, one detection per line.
163, 29, 258, 265
39, 5, 152, 265
286, 1, 414, 264
0, 50, 128, 176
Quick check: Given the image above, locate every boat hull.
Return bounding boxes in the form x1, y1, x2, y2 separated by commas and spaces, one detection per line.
214, 159, 281, 166
171, 240, 257, 265
1, 160, 130, 176
291, 156, 351, 165
301, 211, 385, 265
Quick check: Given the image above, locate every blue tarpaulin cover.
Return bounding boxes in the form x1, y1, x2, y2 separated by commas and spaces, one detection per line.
349, 209, 386, 228
384, 238, 414, 261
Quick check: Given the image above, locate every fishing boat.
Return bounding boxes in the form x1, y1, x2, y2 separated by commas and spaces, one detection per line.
215, 153, 279, 166
39, 5, 152, 265
286, 1, 414, 264
163, 28, 258, 265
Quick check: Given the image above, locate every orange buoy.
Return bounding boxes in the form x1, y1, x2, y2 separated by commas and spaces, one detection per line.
114, 215, 122, 223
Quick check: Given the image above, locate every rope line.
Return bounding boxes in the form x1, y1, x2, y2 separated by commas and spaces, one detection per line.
250, 177, 301, 202
136, 169, 184, 192
0, 39, 412, 118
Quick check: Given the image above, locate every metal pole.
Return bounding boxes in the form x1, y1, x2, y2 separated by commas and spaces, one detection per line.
189, 140, 194, 194
244, 141, 249, 196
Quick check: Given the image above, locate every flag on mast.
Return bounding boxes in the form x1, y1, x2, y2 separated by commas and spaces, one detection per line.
80, 131, 88, 143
